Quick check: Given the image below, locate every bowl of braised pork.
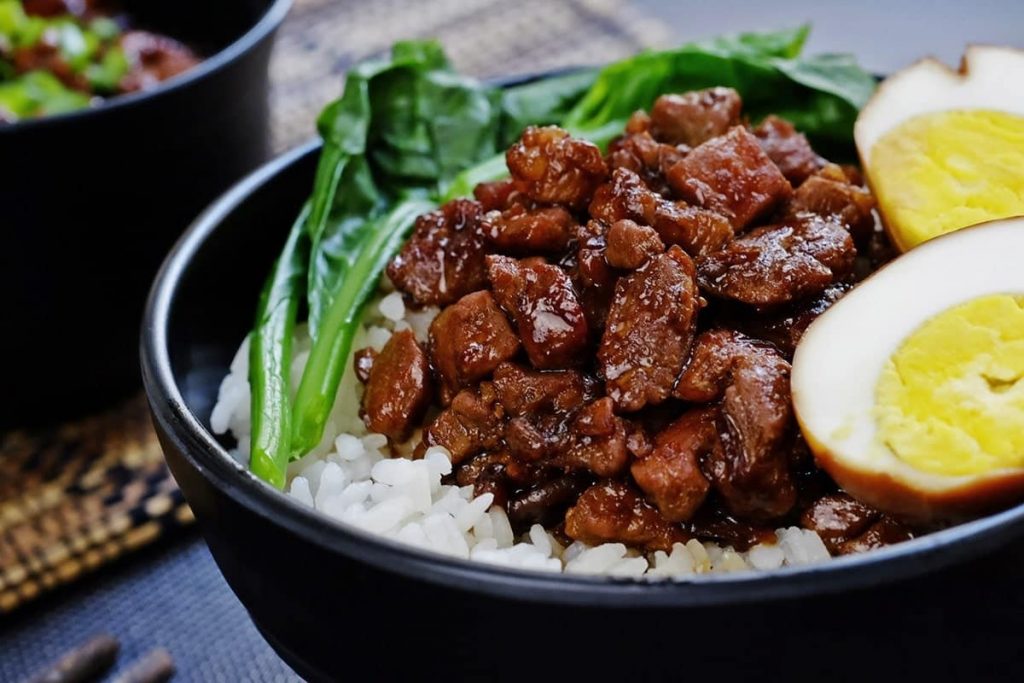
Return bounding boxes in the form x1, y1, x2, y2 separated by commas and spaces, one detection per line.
142, 29, 1024, 681
0, 0, 291, 427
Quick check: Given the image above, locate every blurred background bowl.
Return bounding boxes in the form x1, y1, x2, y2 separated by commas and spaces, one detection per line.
0, 0, 292, 428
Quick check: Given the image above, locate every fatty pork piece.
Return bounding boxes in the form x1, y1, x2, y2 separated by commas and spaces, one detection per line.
649, 87, 743, 147
386, 199, 489, 307
753, 115, 824, 186
487, 255, 588, 369
696, 214, 857, 308
800, 493, 913, 555
784, 163, 877, 246
506, 126, 608, 209
420, 383, 504, 465
672, 329, 798, 521
455, 451, 538, 509
630, 408, 715, 522
566, 220, 618, 331
607, 111, 689, 195
483, 202, 576, 254
667, 126, 793, 231
715, 283, 851, 357
491, 362, 592, 462
590, 167, 733, 257
598, 245, 701, 412
356, 330, 432, 442
506, 474, 592, 529
556, 397, 645, 478
428, 290, 520, 404
565, 481, 688, 551
604, 219, 665, 270
473, 179, 518, 211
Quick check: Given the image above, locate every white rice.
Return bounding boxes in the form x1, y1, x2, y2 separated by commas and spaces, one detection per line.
211, 292, 832, 577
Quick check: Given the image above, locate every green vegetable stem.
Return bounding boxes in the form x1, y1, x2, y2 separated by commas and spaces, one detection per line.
249, 205, 311, 488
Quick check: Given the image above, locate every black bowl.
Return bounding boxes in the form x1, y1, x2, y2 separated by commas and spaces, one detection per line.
143, 143, 1024, 680
0, 0, 291, 428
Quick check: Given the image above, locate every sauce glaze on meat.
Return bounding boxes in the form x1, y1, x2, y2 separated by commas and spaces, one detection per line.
358, 87, 915, 556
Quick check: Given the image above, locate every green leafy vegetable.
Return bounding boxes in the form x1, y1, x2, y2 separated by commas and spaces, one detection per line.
0, 1, 133, 121
247, 27, 877, 480
0, 70, 90, 119
290, 40, 512, 454
249, 206, 311, 488
563, 25, 874, 149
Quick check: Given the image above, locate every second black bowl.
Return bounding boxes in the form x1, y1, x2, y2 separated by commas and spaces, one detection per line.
143, 140, 1024, 682
0, 0, 291, 427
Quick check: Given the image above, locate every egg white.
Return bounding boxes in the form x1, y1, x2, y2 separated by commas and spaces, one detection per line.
856, 45, 1024, 166
792, 218, 1024, 498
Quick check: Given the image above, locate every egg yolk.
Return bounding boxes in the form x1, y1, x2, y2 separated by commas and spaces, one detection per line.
874, 294, 1024, 476
869, 109, 1024, 251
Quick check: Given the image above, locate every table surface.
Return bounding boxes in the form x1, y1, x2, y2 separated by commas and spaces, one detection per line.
4, 1, 1024, 680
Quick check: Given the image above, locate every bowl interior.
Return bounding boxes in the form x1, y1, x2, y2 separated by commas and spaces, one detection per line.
148, 136, 1024, 609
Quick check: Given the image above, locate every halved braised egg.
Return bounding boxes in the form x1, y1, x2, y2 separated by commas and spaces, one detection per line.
856, 45, 1024, 252
792, 219, 1024, 522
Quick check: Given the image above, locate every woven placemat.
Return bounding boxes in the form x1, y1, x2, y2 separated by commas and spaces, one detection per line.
269, 0, 671, 151
0, 0, 666, 616
0, 397, 194, 614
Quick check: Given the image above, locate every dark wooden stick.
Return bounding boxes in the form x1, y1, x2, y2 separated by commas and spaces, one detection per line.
110, 648, 175, 683
23, 633, 120, 683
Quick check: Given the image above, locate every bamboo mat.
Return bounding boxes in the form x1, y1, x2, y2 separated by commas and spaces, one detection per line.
0, 0, 667, 614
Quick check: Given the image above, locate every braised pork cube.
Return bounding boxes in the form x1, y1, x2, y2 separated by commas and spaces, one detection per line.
697, 214, 856, 308
483, 204, 575, 254
667, 126, 793, 231
590, 168, 733, 257
420, 383, 504, 465
492, 363, 591, 463
491, 363, 592, 417
567, 220, 618, 331
631, 408, 715, 522
838, 518, 914, 555
753, 115, 823, 186
565, 481, 687, 551
456, 451, 537, 507
716, 283, 850, 356
800, 493, 880, 554
557, 398, 634, 477
674, 329, 782, 401
507, 474, 591, 529
607, 130, 688, 195
506, 126, 608, 209
487, 256, 588, 370
473, 179, 518, 211
675, 330, 797, 521
358, 330, 432, 442
598, 246, 700, 412
650, 88, 743, 147
387, 199, 489, 306
785, 164, 876, 246
428, 291, 521, 403
604, 219, 665, 270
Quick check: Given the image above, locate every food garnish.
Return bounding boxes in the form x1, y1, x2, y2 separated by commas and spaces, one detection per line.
793, 219, 1024, 521
855, 45, 1024, 251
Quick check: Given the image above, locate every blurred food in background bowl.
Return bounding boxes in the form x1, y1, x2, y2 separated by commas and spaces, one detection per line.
0, 0, 291, 428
